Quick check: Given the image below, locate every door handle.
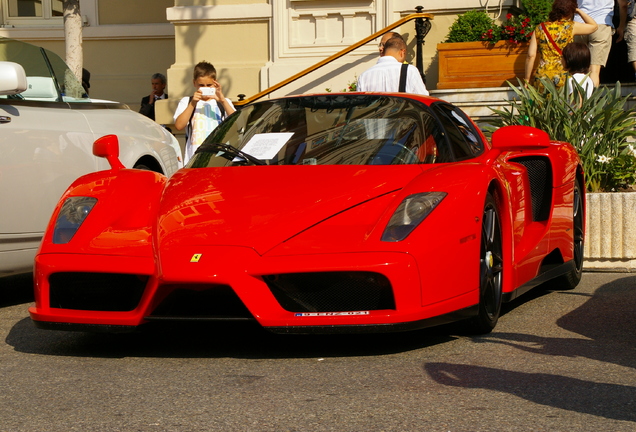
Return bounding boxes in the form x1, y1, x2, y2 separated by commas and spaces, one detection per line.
0, 116, 11, 123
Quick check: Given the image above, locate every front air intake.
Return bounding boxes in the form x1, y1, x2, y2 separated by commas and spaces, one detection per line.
264, 271, 395, 312
49, 272, 147, 311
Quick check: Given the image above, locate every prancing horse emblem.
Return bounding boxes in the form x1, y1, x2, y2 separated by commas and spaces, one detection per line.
190, 253, 202, 262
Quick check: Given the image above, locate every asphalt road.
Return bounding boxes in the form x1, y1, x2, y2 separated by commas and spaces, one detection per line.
0, 271, 634, 432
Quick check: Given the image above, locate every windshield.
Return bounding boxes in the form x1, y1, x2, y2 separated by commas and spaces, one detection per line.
189, 95, 445, 167
0, 37, 89, 103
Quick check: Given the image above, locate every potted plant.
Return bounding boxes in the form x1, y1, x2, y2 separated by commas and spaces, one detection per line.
437, 0, 550, 89
487, 78, 636, 267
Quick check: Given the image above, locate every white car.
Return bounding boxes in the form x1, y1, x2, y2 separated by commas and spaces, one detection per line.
0, 37, 183, 277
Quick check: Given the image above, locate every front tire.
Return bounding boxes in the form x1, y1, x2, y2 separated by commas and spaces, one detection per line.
464, 192, 504, 334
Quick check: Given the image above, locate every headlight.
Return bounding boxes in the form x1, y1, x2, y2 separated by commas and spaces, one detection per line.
381, 192, 446, 242
53, 197, 98, 244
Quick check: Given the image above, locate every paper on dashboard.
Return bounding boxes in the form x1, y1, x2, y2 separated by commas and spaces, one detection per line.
240, 132, 294, 160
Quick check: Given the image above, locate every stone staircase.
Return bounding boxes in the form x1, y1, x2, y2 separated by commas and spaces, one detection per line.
430, 86, 518, 123
430, 82, 636, 124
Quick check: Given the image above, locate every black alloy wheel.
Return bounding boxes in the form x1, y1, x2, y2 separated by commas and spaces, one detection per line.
465, 192, 504, 334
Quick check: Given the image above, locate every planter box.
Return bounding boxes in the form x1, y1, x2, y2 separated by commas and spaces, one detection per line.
437, 41, 529, 89
585, 192, 636, 270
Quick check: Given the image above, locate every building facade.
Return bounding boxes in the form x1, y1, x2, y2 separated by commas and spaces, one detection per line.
160, 0, 520, 123
0, 0, 520, 123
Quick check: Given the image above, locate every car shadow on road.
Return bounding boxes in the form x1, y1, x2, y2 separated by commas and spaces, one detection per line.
6, 317, 459, 359
425, 275, 636, 422
472, 275, 636, 370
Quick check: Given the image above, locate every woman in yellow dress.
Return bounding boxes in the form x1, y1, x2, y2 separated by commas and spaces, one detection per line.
525, 0, 597, 89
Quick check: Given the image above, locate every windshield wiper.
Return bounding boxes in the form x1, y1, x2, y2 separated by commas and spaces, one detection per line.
202, 142, 266, 165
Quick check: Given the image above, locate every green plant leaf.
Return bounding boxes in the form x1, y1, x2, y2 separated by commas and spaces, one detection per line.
487, 78, 636, 192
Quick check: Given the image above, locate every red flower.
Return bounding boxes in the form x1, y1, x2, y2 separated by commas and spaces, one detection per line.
482, 13, 532, 44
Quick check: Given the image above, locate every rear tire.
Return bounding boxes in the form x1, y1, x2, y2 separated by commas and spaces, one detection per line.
464, 192, 504, 334
548, 178, 584, 290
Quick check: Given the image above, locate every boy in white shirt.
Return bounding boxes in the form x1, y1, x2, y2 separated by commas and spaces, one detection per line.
174, 61, 236, 164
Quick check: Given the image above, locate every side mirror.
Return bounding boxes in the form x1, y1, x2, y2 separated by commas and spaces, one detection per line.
0, 61, 28, 95
491, 125, 550, 150
93, 134, 125, 170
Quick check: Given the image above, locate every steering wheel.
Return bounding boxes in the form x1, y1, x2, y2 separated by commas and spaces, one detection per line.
372, 143, 419, 165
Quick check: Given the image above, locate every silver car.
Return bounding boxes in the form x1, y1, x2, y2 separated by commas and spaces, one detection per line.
0, 37, 183, 277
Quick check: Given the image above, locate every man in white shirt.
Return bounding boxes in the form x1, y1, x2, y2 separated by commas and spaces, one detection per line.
378, 31, 400, 56
357, 36, 429, 95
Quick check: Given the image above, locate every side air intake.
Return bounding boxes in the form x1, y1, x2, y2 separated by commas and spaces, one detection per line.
512, 156, 553, 221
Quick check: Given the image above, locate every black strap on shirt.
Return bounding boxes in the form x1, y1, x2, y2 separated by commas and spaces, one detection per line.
398, 63, 409, 92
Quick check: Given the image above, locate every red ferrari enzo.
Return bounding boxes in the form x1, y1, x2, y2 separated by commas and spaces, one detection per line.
29, 93, 584, 335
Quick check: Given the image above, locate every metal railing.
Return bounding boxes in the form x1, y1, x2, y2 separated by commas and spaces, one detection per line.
234, 6, 433, 106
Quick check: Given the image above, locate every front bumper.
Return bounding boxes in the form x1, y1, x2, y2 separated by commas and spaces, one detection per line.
30, 247, 478, 333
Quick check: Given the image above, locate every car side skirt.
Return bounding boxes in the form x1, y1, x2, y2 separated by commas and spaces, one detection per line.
503, 260, 577, 302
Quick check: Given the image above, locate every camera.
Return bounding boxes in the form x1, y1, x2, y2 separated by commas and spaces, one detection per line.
200, 87, 215, 96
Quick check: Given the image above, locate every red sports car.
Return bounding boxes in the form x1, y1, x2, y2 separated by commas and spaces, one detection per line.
29, 93, 585, 335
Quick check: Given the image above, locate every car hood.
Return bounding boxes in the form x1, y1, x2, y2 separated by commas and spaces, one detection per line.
156, 165, 424, 255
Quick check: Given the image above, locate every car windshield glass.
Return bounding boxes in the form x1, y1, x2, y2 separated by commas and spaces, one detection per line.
189, 94, 443, 167
44, 47, 88, 102
0, 37, 89, 103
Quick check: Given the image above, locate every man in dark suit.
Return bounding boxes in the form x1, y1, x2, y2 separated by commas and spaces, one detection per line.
139, 73, 168, 121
